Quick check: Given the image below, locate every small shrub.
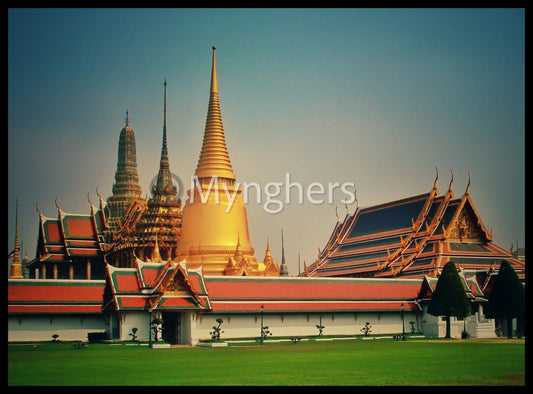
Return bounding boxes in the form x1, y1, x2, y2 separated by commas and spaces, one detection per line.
261, 325, 272, 338
360, 322, 372, 337
210, 318, 224, 341
151, 317, 164, 341
129, 327, 138, 341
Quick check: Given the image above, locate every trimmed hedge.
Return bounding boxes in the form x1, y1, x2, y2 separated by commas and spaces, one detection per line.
87, 332, 109, 343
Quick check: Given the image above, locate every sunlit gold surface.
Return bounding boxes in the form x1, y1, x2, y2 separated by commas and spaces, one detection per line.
194, 46, 236, 181
176, 47, 279, 276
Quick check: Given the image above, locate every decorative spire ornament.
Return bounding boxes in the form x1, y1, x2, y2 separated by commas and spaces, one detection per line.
176, 47, 266, 275
279, 229, 289, 276
195, 46, 236, 181
9, 198, 24, 279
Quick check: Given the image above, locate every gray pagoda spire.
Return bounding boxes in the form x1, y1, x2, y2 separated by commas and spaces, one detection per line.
105, 111, 143, 242
279, 229, 289, 276
152, 78, 177, 201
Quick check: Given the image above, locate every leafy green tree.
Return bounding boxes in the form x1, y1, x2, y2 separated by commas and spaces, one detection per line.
484, 261, 525, 338
428, 261, 471, 338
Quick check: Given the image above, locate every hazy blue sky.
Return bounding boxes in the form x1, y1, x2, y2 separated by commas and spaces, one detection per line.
8, 8, 525, 275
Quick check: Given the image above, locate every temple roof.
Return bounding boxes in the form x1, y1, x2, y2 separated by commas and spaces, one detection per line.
28, 200, 106, 267
13, 259, 503, 316
102, 259, 210, 312
308, 175, 525, 280
8, 279, 105, 314
100, 258, 424, 314
203, 276, 422, 313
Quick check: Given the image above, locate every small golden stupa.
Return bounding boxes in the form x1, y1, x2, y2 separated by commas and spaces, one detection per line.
9, 198, 24, 279
176, 47, 280, 276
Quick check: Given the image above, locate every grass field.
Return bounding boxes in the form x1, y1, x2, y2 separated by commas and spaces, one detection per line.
8, 338, 525, 386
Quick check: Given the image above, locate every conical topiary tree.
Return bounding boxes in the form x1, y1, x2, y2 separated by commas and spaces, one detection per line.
428, 261, 471, 338
484, 261, 525, 338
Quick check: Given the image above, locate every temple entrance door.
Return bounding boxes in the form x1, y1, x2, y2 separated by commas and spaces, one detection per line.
162, 312, 181, 344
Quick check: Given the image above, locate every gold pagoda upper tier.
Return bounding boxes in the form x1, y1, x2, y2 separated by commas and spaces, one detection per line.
194, 47, 236, 182
175, 47, 280, 277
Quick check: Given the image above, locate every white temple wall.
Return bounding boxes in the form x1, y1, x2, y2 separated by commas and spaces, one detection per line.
420, 304, 497, 339
8, 314, 107, 342
116, 311, 152, 341
192, 311, 421, 344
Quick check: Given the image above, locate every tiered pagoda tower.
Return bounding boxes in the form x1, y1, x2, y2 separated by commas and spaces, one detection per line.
134, 79, 182, 262
104, 112, 144, 243
176, 47, 280, 276
105, 80, 182, 266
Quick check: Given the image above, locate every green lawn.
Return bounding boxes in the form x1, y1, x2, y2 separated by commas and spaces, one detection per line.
8, 338, 525, 386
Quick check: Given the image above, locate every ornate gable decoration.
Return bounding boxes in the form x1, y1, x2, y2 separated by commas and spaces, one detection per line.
155, 262, 208, 309
448, 199, 488, 242
164, 266, 189, 295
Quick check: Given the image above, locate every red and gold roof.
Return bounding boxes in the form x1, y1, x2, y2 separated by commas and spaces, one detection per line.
28, 199, 106, 268
307, 175, 525, 281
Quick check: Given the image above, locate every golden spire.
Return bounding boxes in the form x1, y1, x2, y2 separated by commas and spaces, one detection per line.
151, 232, 162, 263
263, 237, 274, 265
233, 232, 243, 261
194, 46, 236, 181
175, 47, 259, 275
9, 198, 23, 279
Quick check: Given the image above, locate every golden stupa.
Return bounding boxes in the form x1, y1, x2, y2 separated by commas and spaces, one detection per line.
176, 47, 280, 276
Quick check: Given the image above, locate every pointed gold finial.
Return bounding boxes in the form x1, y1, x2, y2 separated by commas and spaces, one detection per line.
194, 46, 236, 181
210, 46, 218, 94
151, 231, 162, 263
448, 170, 454, 192
55, 198, 62, 216
433, 166, 439, 189
465, 172, 471, 195
234, 231, 243, 261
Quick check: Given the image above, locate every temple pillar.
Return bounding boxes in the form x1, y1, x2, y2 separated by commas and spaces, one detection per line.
86, 260, 91, 280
